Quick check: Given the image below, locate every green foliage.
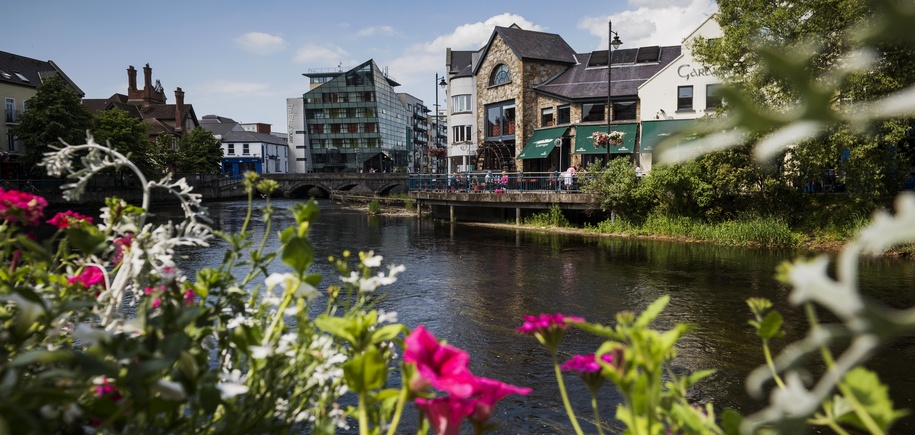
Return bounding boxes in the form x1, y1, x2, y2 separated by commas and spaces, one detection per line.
403, 199, 415, 212
90, 108, 159, 180
367, 199, 381, 214
581, 158, 645, 220
522, 204, 570, 227
176, 127, 223, 174
594, 213, 801, 248
11, 75, 92, 176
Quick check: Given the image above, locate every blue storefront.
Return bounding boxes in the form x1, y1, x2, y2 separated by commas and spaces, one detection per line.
222, 157, 262, 177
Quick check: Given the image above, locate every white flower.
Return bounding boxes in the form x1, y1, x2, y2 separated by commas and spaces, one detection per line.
361, 251, 383, 268
250, 345, 272, 359
217, 369, 249, 399
377, 309, 398, 324
266, 273, 320, 300
153, 379, 187, 401
72, 323, 111, 346
226, 314, 250, 330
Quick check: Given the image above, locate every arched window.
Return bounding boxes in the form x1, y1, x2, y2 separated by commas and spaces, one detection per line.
490, 64, 511, 86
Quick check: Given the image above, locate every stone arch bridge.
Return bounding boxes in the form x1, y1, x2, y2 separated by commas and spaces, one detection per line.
217, 173, 410, 198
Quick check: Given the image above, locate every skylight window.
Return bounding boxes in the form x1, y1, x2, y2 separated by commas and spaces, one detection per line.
14, 72, 29, 82
0, 70, 10, 79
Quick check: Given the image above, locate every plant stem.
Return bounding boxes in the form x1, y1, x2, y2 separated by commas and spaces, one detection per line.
552, 353, 584, 435
385, 383, 409, 435
591, 392, 605, 435
762, 338, 786, 389
359, 391, 370, 435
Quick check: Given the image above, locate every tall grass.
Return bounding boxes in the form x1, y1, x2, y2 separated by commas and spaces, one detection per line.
367, 199, 381, 214
592, 214, 801, 247
523, 204, 570, 228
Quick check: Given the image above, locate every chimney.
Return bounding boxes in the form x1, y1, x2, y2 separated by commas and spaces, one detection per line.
127, 66, 137, 92
143, 64, 153, 101
175, 87, 185, 133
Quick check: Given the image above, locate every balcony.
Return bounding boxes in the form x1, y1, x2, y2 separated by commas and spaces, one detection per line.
5, 109, 19, 124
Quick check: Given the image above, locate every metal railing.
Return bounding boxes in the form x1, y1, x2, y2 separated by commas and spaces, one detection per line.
408, 171, 589, 193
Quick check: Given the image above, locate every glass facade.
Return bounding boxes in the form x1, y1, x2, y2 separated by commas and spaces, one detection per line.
302, 60, 409, 172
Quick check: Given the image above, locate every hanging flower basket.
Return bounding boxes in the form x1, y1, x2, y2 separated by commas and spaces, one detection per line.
428, 147, 447, 159
590, 130, 626, 148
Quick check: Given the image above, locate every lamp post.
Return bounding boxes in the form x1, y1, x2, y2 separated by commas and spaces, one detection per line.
607, 20, 623, 165
433, 73, 447, 174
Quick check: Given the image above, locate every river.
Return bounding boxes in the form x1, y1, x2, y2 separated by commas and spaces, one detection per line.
169, 198, 915, 434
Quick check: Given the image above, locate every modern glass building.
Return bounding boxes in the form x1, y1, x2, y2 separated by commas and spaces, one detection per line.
302, 60, 410, 172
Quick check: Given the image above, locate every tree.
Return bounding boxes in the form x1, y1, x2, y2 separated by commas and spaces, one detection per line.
177, 127, 223, 175
581, 158, 646, 222
90, 108, 158, 181
11, 75, 92, 176
691, 0, 915, 202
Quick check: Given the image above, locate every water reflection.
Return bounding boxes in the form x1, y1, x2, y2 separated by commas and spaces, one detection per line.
167, 199, 915, 434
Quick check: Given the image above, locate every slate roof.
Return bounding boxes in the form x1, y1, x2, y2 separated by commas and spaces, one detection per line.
533, 45, 682, 102
221, 130, 287, 146
199, 115, 243, 137
448, 50, 475, 79
83, 93, 198, 136
472, 26, 576, 75
0, 50, 84, 96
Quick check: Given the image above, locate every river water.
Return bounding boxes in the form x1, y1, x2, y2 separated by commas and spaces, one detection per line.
169, 198, 915, 434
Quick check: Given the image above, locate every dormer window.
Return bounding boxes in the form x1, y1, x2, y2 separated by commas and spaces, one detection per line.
490, 64, 511, 86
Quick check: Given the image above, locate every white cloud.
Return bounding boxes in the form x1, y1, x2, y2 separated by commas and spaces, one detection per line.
356, 26, 398, 37
577, 0, 717, 49
293, 44, 352, 68
198, 79, 274, 97
233, 32, 287, 54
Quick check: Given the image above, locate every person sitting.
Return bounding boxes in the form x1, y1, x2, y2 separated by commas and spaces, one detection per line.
484, 171, 494, 192
561, 168, 574, 191
498, 171, 509, 190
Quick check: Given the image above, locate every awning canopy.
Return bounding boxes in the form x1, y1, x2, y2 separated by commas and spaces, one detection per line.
574, 123, 637, 154
517, 126, 568, 159
639, 119, 697, 152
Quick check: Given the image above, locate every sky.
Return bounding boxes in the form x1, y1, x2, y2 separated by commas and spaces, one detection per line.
3, 0, 717, 135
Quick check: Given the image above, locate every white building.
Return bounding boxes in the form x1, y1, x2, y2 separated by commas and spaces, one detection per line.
444, 48, 479, 173
286, 97, 311, 173
637, 16, 723, 171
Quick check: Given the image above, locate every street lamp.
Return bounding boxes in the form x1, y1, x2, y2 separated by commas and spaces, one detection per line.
607, 20, 623, 165
434, 73, 446, 173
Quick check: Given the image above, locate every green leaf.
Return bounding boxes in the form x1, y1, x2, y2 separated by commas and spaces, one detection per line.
281, 236, 314, 275
343, 346, 386, 394
757, 311, 784, 340
837, 367, 909, 432
573, 322, 618, 338
635, 295, 669, 328
10, 350, 74, 366
314, 315, 357, 346
721, 409, 744, 435
67, 227, 108, 255
369, 324, 405, 345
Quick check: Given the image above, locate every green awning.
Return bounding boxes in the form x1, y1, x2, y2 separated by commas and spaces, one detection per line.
639, 119, 697, 152
517, 126, 568, 159
574, 123, 637, 154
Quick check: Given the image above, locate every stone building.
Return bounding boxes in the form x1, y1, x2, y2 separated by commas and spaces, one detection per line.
83, 64, 199, 144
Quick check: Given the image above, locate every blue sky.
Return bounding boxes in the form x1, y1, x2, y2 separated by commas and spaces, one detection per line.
3, 0, 716, 135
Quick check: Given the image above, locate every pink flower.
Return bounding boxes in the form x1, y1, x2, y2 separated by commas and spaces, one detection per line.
516, 313, 584, 334
111, 233, 134, 264
415, 396, 476, 435
404, 325, 476, 398
561, 353, 615, 373
468, 377, 532, 424
68, 266, 106, 291
517, 313, 584, 353
183, 289, 196, 305
47, 210, 93, 229
0, 188, 47, 226
562, 352, 622, 393
144, 287, 162, 309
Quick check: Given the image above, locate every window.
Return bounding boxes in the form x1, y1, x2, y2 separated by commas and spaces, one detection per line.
452, 125, 473, 142
452, 94, 472, 113
4, 98, 14, 123
581, 103, 605, 122
309, 124, 325, 134
489, 64, 511, 86
612, 101, 637, 121
541, 108, 554, 127
706, 84, 722, 109
242, 144, 250, 155
557, 105, 571, 124
485, 101, 516, 139
227, 144, 235, 155
306, 109, 325, 119
678, 86, 694, 111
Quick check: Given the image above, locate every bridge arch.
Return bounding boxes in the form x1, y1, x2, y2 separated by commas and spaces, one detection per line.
285, 183, 332, 199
